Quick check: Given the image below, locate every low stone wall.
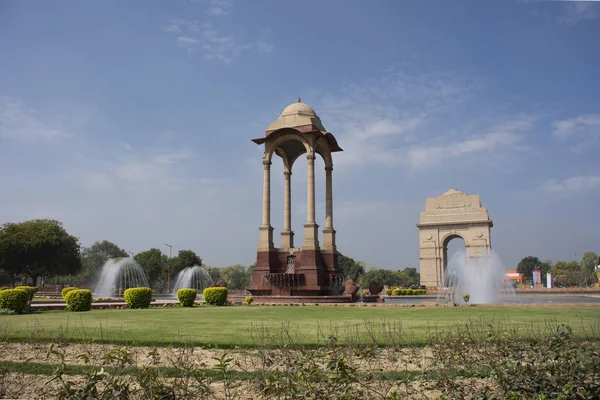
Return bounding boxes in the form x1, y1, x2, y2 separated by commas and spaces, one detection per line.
228, 295, 353, 304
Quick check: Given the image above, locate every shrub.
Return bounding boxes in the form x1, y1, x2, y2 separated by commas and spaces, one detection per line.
124, 287, 153, 309
385, 288, 392, 296
0, 289, 28, 313
245, 296, 254, 305
362, 289, 369, 296
0, 286, 11, 291
392, 288, 401, 296
65, 289, 92, 312
406, 289, 414, 295
177, 288, 197, 307
462, 294, 470, 304
15, 285, 38, 302
202, 287, 228, 306
61, 286, 79, 299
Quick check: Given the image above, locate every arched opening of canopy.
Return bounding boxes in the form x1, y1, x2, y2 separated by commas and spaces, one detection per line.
264, 129, 311, 167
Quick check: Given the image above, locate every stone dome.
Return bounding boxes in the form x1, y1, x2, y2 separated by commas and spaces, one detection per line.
280, 101, 318, 117
266, 98, 326, 133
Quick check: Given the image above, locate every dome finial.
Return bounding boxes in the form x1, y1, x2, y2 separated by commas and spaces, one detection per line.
297, 97, 301, 103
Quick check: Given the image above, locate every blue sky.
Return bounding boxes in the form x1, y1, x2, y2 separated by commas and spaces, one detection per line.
1, 0, 599, 270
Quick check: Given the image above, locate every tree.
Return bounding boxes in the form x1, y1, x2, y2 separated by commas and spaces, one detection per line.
0, 219, 82, 286
358, 266, 420, 288
581, 252, 599, 284
206, 266, 222, 284
79, 240, 128, 285
551, 260, 585, 286
517, 256, 541, 280
170, 250, 203, 277
221, 265, 248, 289
337, 253, 365, 282
134, 248, 167, 288
245, 263, 255, 285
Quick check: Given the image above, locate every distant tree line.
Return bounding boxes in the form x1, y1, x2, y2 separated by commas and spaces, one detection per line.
1, 219, 420, 292
517, 252, 599, 287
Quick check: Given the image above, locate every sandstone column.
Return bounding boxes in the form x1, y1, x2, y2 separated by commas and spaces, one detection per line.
281, 170, 294, 249
322, 165, 336, 250
303, 154, 318, 249
258, 158, 273, 250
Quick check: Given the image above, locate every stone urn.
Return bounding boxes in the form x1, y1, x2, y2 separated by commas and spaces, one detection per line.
345, 280, 358, 296
368, 282, 383, 295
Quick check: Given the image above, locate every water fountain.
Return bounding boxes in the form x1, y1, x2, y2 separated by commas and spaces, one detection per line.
171, 265, 213, 294
95, 258, 149, 298
436, 249, 518, 305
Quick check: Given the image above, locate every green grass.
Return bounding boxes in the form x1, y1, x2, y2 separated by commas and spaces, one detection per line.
1, 305, 598, 348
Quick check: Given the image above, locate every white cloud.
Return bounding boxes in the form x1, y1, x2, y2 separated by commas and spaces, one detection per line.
542, 173, 600, 192
406, 131, 522, 170
176, 36, 200, 45
308, 69, 535, 173
552, 114, 600, 138
207, 0, 232, 16
0, 96, 69, 142
163, 20, 272, 63
557, 1, 599, 25
80, 149, 205, 191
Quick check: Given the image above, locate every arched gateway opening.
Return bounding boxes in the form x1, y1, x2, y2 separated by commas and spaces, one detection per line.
247, 99, 344, 297
417, 189, 493, 288
443, 234, 466, 271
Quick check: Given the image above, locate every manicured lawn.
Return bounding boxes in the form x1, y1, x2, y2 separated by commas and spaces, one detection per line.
1, 305, 598, 347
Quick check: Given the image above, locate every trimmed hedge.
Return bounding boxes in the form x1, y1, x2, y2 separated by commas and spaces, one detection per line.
385, 289, 392, 296
177, 288, 197, 307
65, 289, 92, 312
61, 286, 79, 300
0, 287, 11, 292
15, 285, 38, 302
124, 287, 152, 309
0, 289, 28, 313
245, 296, 253, 305
202, 287, 228, 306
390, 288, 427, 296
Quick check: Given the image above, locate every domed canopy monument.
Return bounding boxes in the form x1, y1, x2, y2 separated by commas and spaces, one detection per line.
417, 189, 493, 288
247, 99, 344, 297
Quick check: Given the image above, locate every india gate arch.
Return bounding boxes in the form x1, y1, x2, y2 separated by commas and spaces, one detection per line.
247, 99, 344, 297
417, 189, 493, 288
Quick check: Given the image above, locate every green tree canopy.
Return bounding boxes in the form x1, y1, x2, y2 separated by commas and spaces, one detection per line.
206, 266, 222, 284
358, 266, 420, 288
337, 253, 365, 282
79, 240, 128, 285
245, 263, 255, 285
517, 256, 541, 280
551, 260, 585, 286
0, 219, 82, 286
169, 250, 203, 276
134, 248, 167, 288
581, 251, 599, 283
220, 264, 248, 289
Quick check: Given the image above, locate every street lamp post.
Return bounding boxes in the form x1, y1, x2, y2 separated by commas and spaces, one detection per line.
165, 243, 172, 293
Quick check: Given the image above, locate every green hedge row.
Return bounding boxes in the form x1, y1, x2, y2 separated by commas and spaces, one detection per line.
65, 289, 92, 312
177, 288, 197, 307
391, 288, 427, 296
202, 287, 228, 306
124, 287, 152, 309
62, 286, 79, 300
0, 289, 28, 313
14, 285, 38, 302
